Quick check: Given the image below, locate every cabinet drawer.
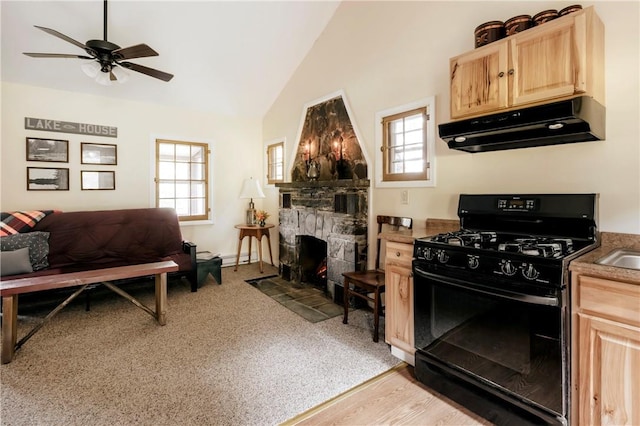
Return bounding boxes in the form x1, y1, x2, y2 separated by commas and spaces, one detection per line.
385, 241, 413, 268
575, 275, 640, 327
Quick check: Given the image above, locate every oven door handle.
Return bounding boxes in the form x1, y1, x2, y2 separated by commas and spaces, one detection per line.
413, 266, 559, 307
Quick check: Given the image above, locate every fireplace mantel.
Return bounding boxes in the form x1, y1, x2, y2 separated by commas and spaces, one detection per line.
276, 179, 370, 190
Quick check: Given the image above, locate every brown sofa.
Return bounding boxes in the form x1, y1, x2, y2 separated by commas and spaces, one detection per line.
4, 208, 198, 291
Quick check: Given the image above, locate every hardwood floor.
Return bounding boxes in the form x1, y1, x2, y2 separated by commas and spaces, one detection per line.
283, 363, 492, 425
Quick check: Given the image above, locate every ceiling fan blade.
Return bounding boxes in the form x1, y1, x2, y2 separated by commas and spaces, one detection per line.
119, 62, 174, 82
112, 44, 158, 60
33, 25, 93, 54
23, 52, 93, 59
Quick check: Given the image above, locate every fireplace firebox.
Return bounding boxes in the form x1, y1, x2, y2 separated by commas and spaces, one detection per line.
298, 235, 327, 290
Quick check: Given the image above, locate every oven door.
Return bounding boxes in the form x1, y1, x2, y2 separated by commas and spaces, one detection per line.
413, 261, 568, 424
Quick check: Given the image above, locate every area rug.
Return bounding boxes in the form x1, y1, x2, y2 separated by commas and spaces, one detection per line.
246, 275, 343, 323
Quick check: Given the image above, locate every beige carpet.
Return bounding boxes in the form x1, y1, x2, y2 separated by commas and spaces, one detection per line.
0, 264, 399, 425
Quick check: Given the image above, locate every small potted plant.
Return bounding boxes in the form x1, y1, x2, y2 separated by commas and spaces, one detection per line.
255, 210, 270, 227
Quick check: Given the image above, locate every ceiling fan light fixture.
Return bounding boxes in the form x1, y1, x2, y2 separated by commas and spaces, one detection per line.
24, 0, 174, 83
95, 71, 112, 86
111, 65, 129, 84
81, 61, 100, 78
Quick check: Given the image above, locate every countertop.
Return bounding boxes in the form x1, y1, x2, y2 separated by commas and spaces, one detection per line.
570, 232, 640, 284
379, 218, 459, 244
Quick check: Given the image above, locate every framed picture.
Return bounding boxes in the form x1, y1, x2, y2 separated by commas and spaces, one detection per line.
26, 137, 69, 163
27, 167, 70, 191
81, 170, 115, 190
81, 143, 117, 165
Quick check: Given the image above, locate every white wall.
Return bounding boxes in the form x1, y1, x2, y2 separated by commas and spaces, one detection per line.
1, 82, 264, 259
263, 1, 640, 266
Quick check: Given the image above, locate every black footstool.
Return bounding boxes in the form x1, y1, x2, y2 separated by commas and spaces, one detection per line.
196, 252, 222, 286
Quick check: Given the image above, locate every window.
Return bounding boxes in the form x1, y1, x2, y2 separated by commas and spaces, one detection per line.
266, 141, 284, 184
375, 97, 435, 188
155, 139, 209, 221
382, 106, 430, 182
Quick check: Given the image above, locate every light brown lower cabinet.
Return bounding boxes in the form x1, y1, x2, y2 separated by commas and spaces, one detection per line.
572, 274, 640, 425
385, 241, 415, 364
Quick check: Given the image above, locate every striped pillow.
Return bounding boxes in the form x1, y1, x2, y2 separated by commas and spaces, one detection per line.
0, 210, 57, 236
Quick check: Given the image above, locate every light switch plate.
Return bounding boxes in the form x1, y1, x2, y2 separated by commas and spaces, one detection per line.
401, 190, 409, 205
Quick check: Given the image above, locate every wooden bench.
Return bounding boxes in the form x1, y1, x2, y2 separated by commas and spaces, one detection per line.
0, 261, 178, 364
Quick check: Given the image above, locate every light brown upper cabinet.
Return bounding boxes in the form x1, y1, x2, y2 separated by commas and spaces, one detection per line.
450, 7, 604, 120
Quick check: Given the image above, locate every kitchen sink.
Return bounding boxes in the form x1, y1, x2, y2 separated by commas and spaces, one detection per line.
596, 248, 640, 271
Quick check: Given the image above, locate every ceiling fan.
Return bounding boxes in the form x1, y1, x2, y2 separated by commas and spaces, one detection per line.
23, 0, 173, 83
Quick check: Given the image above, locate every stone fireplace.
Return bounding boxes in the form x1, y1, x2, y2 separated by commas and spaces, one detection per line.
276, 180, 369, 304
276, 93, 369, 303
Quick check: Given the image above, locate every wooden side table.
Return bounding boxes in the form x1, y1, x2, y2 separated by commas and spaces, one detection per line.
234, 224, 275, 273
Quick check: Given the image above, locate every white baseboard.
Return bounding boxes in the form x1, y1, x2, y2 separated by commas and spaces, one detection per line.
219, 252, 278, 268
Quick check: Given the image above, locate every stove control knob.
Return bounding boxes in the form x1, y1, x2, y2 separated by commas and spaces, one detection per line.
522, 263, 540, 280
437, 250, 449, 264
467, 255, 480, 269
425, 248, 435, 260
417, 247, 428, 260
500, 260, 517, 276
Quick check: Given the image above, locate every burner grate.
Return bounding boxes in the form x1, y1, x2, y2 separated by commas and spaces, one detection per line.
430, 231, 579, 258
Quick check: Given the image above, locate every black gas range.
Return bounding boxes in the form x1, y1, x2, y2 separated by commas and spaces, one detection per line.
412, 194, 599, 425
416, 194, 598, 293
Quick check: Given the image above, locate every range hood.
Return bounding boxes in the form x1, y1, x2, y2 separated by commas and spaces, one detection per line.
439, 96, 605, 153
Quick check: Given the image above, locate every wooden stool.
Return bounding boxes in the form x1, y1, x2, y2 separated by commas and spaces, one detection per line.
341, 215, 412, 343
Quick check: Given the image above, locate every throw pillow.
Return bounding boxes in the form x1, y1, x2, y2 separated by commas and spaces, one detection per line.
0, 247, 33, 276
0, 210, 58, 236
0, 231, 50, 271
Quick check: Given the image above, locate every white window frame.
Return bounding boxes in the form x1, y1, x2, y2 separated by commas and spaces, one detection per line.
375, 96, 436, 188
149, 135, 215, 225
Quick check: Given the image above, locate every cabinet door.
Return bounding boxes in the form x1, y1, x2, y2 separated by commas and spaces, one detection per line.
576, 313, 640, 426
385, 263, 414, 354
450, 40, 509, 119
510, 16, 581, 106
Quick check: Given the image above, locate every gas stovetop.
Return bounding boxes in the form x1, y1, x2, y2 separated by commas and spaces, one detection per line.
414, 232, 596, 289
413, 194, 600, 289
427, 230, 582, 258
430, 230, 578, 258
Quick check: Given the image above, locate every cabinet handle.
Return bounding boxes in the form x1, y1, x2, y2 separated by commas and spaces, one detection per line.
508, 69, 515, 75
498, 71, 505, 78
396, 252, 401, 257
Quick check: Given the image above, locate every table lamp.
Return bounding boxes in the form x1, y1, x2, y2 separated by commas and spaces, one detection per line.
239, 177, 265, 225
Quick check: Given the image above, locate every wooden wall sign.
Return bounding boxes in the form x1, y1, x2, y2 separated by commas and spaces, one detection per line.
25, 117, 117, 138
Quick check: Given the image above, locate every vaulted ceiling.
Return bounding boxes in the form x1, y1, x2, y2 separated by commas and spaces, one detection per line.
1, 1, 340, 117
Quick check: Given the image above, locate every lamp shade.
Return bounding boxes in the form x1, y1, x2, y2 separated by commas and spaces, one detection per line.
95, 71, 112, 86
239, 177, 265, 200
111, 66, 130, 84
81, 61, 100, 78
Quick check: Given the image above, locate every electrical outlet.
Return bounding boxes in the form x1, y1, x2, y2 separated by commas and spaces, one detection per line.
401, 190, 409, 205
